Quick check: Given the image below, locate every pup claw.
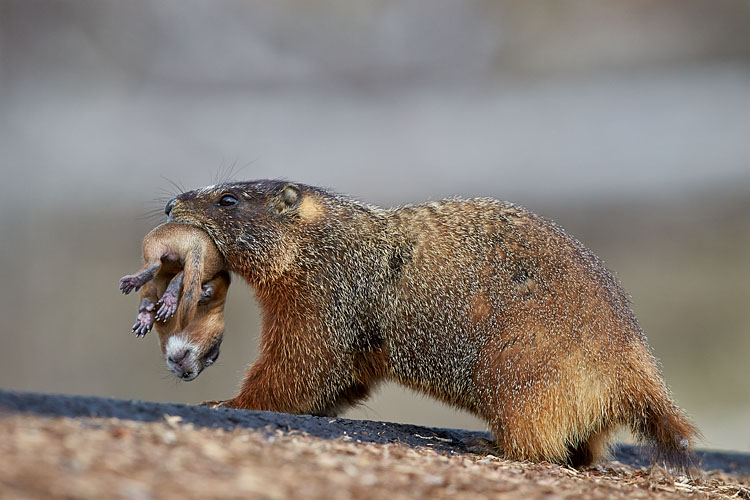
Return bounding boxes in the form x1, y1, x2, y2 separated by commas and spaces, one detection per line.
155, 294, 178, 322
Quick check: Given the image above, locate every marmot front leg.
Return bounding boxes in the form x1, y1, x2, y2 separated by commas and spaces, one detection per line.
213, 340, 352, 415
120, 261, 162, 294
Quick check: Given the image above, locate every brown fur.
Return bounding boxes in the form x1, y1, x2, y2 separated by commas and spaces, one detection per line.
146, 271, 230, 360
119, 222, 229, 366
167, 180, 698, 468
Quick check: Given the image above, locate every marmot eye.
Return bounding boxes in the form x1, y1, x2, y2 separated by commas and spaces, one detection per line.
218, 194, 238, 207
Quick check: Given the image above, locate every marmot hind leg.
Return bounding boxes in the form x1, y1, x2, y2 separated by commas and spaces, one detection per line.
565, 426, 615, 468
311, 381, 373, 417
489, 401, 618, 467
463, 437, 504, 457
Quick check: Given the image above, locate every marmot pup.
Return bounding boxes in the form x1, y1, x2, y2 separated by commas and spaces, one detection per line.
165, 180, 697, 467
120, 222, 229, 380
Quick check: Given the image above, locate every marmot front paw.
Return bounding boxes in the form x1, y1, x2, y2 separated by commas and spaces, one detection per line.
199, 399, 238, 409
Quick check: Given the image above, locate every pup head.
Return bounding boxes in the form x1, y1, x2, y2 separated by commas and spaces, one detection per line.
156, 271, 231, 381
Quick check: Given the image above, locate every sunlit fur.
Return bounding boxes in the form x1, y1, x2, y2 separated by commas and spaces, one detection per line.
169, 180, 698, 468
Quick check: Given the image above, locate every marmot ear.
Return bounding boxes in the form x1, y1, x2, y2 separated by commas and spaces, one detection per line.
275, 184, 301, 213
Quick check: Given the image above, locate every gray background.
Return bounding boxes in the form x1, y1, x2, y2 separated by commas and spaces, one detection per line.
1, 0, 748, 451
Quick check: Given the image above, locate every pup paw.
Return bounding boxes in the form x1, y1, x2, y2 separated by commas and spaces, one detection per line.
155, 291, 178, 322
132, 299, 156, 337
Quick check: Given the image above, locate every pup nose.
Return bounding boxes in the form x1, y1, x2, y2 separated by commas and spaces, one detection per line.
168, 349, 188, 366
165, 197, 176, 217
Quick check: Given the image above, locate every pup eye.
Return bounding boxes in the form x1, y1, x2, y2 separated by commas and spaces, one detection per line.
218, 194, 237, 207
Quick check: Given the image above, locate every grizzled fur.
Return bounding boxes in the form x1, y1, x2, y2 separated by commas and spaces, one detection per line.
167, 180, 698, 468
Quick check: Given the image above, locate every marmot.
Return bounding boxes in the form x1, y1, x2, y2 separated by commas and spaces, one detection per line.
119, 222, 230, 380
165, 180, 697, 467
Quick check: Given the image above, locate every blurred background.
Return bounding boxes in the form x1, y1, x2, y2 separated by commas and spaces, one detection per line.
1, 0, 748, 452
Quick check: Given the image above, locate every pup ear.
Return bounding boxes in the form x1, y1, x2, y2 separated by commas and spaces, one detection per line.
275, 184, 301, 213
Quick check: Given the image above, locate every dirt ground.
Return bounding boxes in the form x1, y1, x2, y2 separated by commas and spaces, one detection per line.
1, 413, 748, 500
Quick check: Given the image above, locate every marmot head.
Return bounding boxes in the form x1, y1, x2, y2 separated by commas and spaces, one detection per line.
166, 180, 325, 285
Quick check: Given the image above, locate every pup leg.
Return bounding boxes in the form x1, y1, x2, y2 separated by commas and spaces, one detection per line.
120, 261, 162, 294
198, 281, 216, 304
197, 271, 231, 306
156, 271, 184, 322
132, 280, 159, 337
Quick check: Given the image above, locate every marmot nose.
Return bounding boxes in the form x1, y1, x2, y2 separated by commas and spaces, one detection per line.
165, 198, 176, 217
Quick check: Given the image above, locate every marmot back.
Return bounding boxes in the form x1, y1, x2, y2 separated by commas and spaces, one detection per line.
166, 180, 698, 468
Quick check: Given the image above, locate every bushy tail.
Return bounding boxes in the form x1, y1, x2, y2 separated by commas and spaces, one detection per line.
632, 396, 700, 470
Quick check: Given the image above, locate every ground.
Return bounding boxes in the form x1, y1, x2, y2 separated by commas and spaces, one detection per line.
1, 391, 749, 500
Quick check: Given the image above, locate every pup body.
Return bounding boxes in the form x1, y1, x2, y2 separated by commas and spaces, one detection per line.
120, 222, 229, 380
167, 181, 697, 467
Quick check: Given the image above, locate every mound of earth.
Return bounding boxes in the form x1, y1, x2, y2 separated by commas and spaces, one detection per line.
1, 390, 748, 499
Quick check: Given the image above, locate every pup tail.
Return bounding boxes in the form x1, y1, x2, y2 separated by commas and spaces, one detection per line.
631, 394, 700, 470
176, 247, 204, 330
